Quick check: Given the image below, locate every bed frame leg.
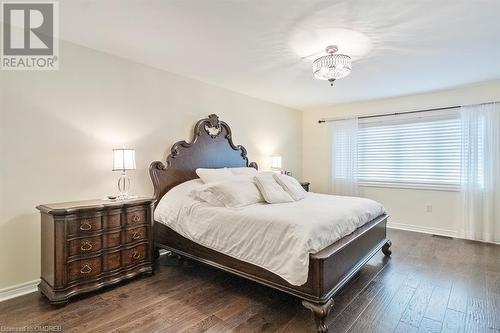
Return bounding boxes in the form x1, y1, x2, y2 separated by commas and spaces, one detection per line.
302, 298, 334, 333
153, 247, 160, 260
382, 240, 392, 256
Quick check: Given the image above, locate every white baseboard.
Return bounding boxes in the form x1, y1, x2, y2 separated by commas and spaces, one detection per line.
0, 279, 40, 302
387, 222, 458, 238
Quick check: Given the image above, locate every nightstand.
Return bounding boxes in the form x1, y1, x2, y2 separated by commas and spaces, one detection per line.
36, 197, 154, 305
300, 182, 310, 192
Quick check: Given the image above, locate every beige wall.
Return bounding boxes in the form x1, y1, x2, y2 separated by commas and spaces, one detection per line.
303, 80, 500, 236
0, 41, 302, 290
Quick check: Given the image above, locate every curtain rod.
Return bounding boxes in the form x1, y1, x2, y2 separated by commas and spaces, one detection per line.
317, 105, 461, 124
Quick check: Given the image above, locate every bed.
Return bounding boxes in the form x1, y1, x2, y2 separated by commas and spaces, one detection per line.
149, 114, 391, 333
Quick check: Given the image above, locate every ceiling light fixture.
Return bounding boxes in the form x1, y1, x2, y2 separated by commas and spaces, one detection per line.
312, 45, 352, 86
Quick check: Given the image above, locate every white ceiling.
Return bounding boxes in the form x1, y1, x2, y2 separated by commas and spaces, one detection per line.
59, 0, 500, 110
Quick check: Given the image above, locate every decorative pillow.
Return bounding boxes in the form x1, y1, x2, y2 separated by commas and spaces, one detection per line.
195, 167, 234, 184
254, 174, 294, 204
194, 179, 263, 208
229, 167, 258, 177
273, 174, 306, 201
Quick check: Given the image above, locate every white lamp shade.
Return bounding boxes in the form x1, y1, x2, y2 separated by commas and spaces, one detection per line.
113, 149, 136, 171
271, 155, 282, 169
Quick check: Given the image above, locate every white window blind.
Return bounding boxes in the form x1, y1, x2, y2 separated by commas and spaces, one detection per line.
357, 110, 462, 190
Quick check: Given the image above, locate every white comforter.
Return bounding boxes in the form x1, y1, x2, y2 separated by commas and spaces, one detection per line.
154, 180, 385, 286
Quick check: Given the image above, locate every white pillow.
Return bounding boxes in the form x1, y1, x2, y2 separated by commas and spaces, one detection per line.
229, 167, 258, 176
195, 167, 234, 183
254, 174, 294, 204
273, 174, 306, 201
194, 179, 263, 208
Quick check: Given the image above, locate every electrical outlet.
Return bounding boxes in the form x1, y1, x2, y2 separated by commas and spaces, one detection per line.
425, 204, 433, 213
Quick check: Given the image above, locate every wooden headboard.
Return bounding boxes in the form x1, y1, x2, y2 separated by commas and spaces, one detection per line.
149, 114, 258, 203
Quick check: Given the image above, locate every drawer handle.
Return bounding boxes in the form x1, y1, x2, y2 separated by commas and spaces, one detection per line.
132, 231, 142, 240
80, 221, 92, 231
80, 264, 92, 274
132, 251, 141, 260
131, 215, 141, 223
80, 241, 93, 251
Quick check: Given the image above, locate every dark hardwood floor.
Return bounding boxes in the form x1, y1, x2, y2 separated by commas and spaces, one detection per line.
1, 229, 499, 333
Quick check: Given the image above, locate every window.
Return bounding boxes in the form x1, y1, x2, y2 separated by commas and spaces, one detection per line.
357, 110, 462, 190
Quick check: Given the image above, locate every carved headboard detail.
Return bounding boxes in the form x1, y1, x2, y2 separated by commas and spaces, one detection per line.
149, 114, 258, 203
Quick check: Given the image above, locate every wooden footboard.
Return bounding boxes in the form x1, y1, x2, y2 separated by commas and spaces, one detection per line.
154, 214, 389, 302
309, 214, 389, 302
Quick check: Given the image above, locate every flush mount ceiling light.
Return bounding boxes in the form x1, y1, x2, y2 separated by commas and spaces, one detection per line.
312, 45, 352, 86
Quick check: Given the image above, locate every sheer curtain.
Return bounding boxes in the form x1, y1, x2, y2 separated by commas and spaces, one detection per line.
329, 118, 359, 196
461, 102, 500, 243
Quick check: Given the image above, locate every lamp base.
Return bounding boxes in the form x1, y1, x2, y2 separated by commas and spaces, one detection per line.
117, 172, 130, 199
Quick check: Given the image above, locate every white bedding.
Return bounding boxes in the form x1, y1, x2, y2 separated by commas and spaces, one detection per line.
154, 179, 385, 286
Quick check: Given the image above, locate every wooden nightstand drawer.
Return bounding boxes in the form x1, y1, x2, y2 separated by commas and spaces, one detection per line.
124, 226, 147, 244
103, 251, 121, 272
68, 236, 102, 256
68, 257, 102, 282
122, 243, 148, 266
104, 213, 121, 230
125, 208, 146, 226
68, 216, 102, 235
104, 231, 121, 248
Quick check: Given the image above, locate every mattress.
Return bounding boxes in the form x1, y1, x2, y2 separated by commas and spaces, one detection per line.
154, 179, 385, 286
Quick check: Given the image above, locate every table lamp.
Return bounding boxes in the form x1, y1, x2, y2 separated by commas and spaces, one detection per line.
112, 148, 136, 199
